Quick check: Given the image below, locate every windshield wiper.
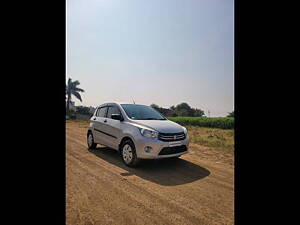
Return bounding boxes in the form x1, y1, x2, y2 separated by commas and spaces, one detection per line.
143, 118, 158, 120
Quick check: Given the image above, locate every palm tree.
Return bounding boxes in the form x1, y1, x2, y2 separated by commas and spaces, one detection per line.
66, 78, 85, 115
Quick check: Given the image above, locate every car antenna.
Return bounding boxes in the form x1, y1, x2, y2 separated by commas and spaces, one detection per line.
132, 98, 135, 104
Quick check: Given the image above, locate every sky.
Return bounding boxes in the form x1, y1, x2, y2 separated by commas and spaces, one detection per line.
67, 0, 234, 117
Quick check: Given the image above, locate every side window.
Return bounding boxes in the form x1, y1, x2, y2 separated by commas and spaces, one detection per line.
95, 108, 100, 117
107, 106, 120, 118
97, 107, 107, 117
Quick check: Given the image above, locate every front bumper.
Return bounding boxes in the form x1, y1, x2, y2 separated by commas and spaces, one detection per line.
134, 134, 190, 159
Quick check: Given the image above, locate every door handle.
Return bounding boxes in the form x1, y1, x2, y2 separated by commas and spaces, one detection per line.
104, 119, 107, 123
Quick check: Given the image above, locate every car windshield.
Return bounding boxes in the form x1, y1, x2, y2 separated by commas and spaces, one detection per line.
121, 104, 166, 120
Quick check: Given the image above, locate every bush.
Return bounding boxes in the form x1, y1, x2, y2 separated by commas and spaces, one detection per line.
167, 117, 234, 129
76, 106, 92, 115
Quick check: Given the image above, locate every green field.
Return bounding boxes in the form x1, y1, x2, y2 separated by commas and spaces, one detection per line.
167, 117, 234, 129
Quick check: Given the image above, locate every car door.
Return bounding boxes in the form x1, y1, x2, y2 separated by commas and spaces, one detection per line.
93, 106, 110, 146
103, 105, 123, 150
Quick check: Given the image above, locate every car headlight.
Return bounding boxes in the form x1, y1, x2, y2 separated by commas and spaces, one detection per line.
139, 128, 158, 139
183, 126, 187, 135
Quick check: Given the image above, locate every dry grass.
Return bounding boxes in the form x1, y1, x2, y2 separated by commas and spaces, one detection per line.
186, 125, 234, 151
66, 119, 89, 128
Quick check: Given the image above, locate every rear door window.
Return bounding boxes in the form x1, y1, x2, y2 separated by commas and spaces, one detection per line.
95, 108, 100, 116
97, 107, 108, 117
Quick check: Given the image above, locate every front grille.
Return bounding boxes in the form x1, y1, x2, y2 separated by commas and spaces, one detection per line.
158, 145, 187, 155
158, 132, 186, 142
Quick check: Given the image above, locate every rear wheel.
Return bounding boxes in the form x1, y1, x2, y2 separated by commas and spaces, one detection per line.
87, 132, 97, 149
120, 140, 140, 167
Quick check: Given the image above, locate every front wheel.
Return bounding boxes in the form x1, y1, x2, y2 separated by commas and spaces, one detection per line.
87, 132, 97, 149
120, 140, 140, 167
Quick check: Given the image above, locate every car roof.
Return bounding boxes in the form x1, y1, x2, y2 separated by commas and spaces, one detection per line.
96, 102, 149, 108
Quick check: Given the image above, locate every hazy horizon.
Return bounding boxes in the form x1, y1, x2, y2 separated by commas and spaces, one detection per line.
67, 0, 234, 117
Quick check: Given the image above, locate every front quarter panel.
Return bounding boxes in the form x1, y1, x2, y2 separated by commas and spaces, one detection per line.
119, 122, 141, 145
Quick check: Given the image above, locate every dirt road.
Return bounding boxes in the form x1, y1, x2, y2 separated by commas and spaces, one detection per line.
66, 122, 234, 225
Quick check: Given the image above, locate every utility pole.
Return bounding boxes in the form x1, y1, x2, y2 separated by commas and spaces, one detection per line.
208, 110, 210, 118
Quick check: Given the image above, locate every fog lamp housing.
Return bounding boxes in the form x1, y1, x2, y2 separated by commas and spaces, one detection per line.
144, 146, 153, 153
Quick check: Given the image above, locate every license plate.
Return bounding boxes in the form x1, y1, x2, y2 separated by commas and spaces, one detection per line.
169, 141, 182, 147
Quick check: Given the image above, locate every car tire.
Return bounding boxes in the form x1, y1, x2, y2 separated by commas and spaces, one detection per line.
120, 139, 140, 167
87, 132, 97, 149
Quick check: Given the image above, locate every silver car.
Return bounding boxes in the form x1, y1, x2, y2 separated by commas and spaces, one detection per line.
87, 102, 189, 166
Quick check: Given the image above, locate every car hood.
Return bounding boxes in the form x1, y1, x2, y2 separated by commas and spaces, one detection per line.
132, 119, 184, 133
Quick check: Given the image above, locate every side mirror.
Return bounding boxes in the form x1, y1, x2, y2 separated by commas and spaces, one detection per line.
111, 114, 123, 121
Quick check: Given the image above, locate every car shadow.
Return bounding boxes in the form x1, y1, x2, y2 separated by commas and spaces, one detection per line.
89, 146, 210, 186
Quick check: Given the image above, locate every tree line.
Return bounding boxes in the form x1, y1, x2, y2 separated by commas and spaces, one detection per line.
66, 78, 233, 118
151, 103, 234, 118
73, 104, 234, 118
150, 102, 205, 117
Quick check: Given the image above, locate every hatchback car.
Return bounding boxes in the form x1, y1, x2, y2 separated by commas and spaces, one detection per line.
87, 102, 189, 166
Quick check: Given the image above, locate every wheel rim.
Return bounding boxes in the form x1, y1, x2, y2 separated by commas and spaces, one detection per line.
88, 134, 93, 147
122, 144, 133, 164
